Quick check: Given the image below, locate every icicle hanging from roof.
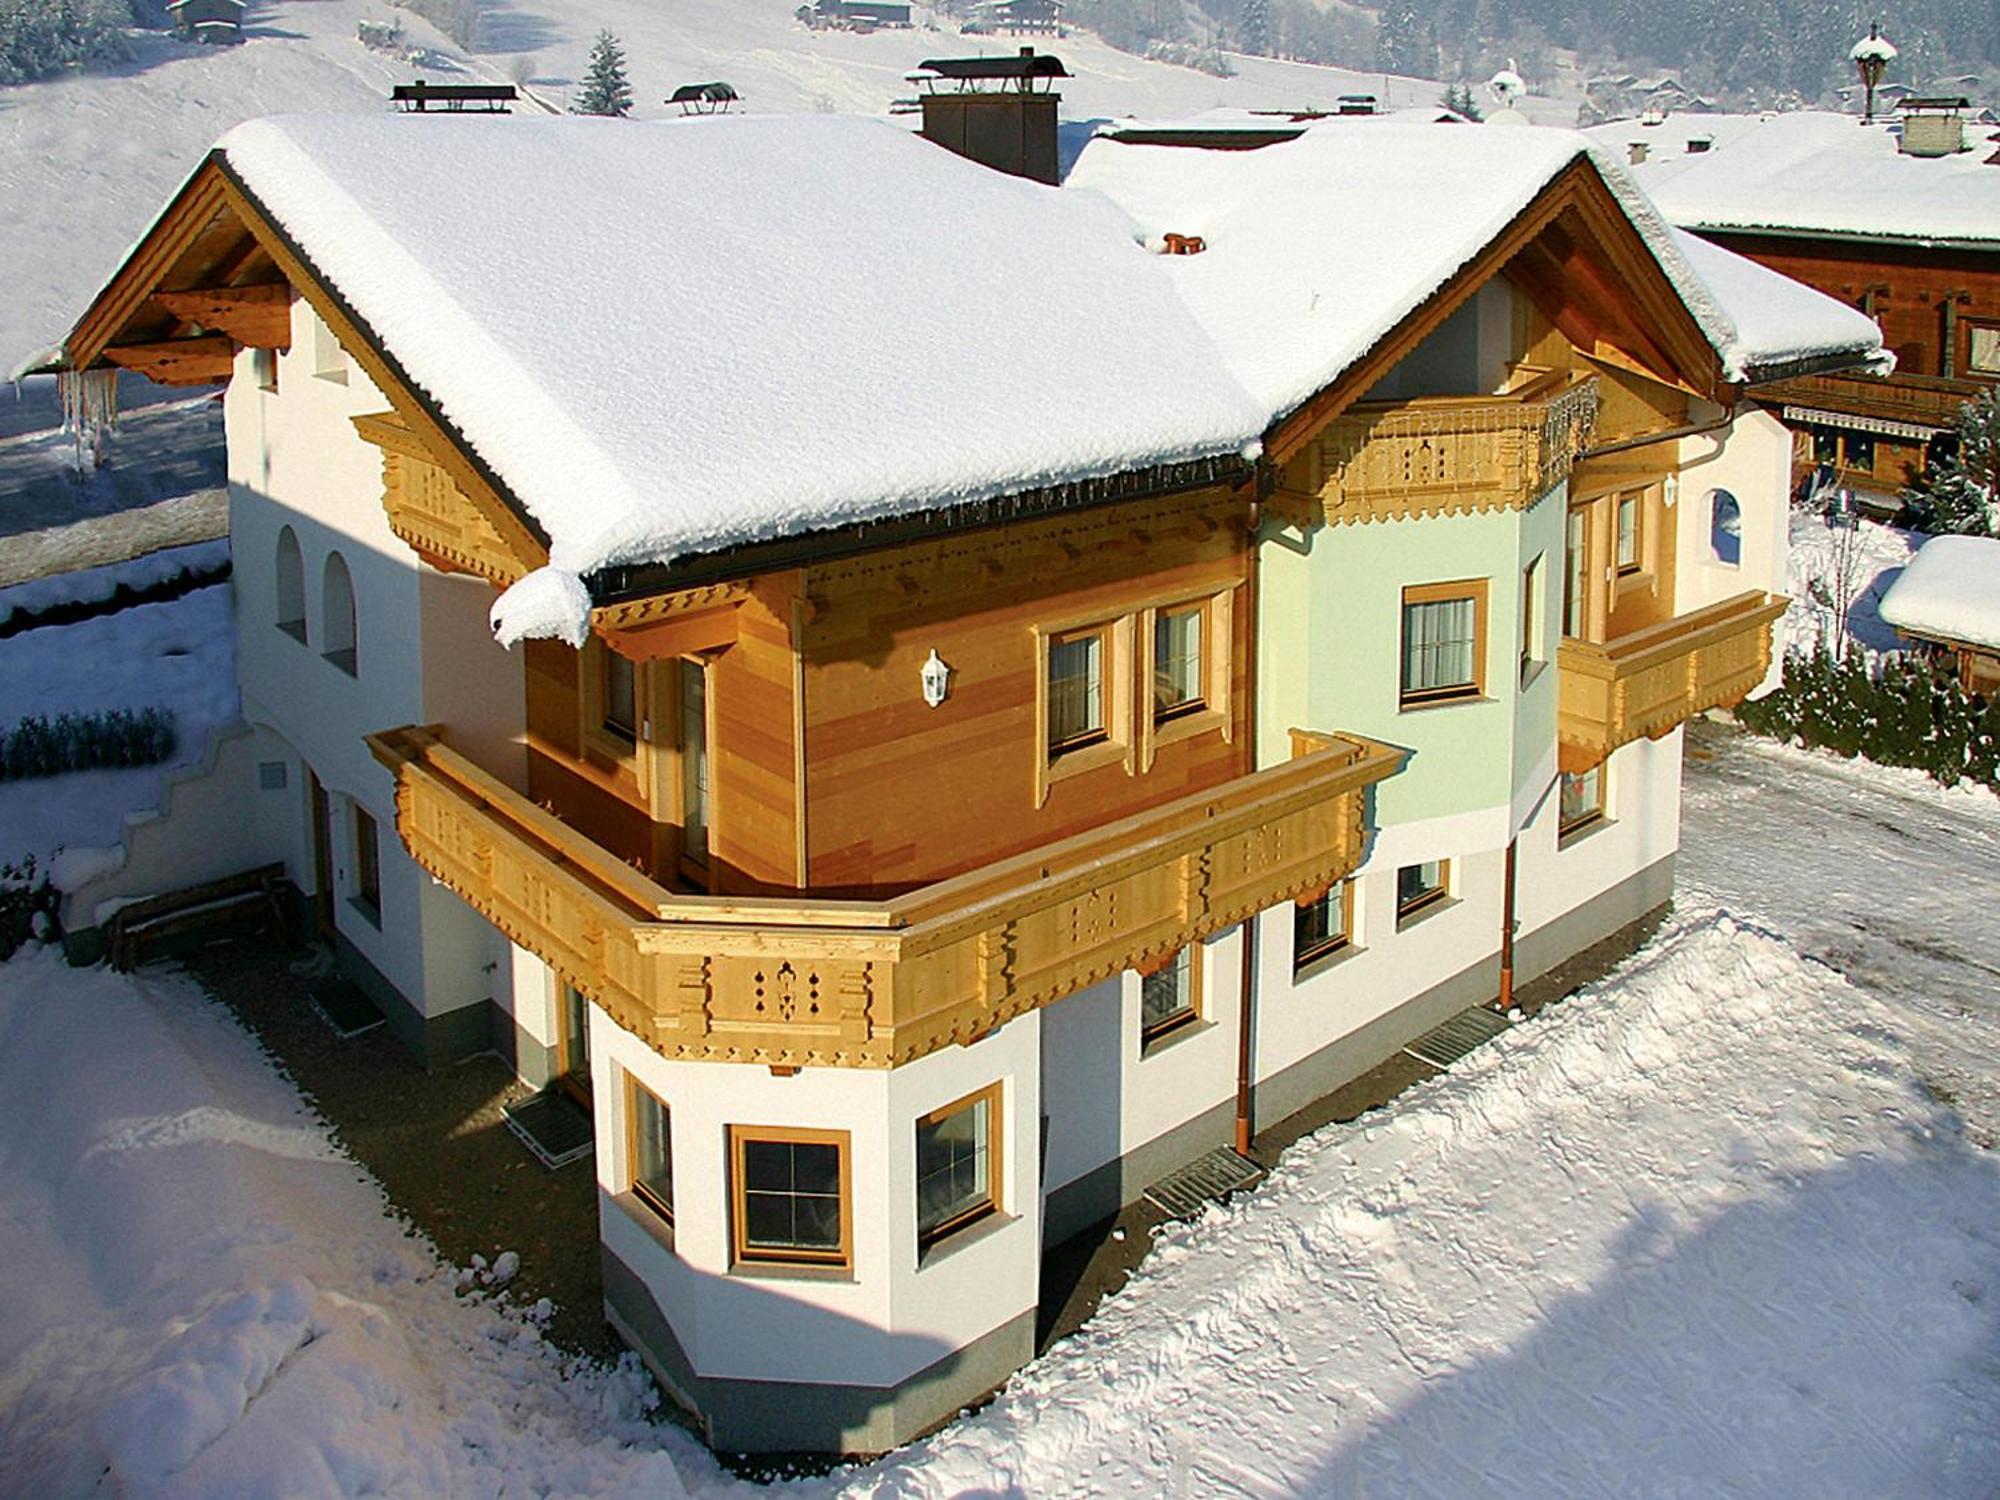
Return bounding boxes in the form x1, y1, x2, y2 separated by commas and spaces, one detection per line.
57, 366, 119, 470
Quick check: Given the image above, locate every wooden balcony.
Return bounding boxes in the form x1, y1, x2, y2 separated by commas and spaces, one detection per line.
1295, 369, 1602, 527
1761, 370, 1984, 436
1558, 590, 1787, 772
368, 725, 1404, 1070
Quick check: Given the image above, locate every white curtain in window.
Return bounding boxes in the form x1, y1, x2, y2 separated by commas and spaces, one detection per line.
1404, 598, 1476, 693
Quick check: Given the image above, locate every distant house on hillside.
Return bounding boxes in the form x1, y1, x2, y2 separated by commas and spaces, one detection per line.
798, 0, 912, 31
168, 0, 244, 44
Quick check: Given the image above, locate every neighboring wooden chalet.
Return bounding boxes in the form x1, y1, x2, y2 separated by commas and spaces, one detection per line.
1596, 106, 2000, 504
53, 100, 1883, 1453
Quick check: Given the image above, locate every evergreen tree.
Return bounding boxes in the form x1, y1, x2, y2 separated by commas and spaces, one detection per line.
1375, 0, 1422, 73
1239, 0, 1270, 55
572, 29, 633, 118
1905, 391, 2000, 537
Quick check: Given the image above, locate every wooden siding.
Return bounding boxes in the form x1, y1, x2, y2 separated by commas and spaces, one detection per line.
352, 412, 529, 586
797, 487, 1253, 894
368, 723, 1402, 1069
1558, 590, 1786, 770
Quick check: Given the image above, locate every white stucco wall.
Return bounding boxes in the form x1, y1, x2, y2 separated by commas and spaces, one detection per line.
1675, 405, 1792, 618
594, 1007, 1041, 1388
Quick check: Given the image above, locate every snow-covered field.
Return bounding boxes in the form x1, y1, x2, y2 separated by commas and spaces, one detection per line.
3, 735, 1998, 1496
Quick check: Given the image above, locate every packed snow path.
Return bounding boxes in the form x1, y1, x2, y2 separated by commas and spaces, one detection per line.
1, 739, 1997, 1496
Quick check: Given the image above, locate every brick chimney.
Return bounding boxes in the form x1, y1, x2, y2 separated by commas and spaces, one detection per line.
915, 48, 1068, 185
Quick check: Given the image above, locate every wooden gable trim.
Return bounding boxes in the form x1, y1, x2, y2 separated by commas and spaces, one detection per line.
101, 335, 235, 386
152, 285, 291, 350
62, 153, 549, 581
1267, 157, 1725, 469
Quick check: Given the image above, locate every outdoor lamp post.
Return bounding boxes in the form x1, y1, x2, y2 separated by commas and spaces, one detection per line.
1849, 22, 1896, 124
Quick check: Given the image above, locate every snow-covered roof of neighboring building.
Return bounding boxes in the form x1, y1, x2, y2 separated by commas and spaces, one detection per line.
1583, 110, 2000, 249
1877, 535, 2000, 651
217, 114, 1269, 642
1065, 122, 1888, 420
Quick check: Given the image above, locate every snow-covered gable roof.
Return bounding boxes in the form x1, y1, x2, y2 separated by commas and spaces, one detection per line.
1585, 110, 2000, 249
1878, 535, 2000, 651
216, 114, 1268, 640
1065, 122, 1888, 422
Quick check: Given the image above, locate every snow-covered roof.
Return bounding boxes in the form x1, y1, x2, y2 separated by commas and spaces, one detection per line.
1583, 110, 2000, 249
205, 113, 1887, 644
1877, 535, 2000, 651
1066, 122, 1888, 419
217, 114, 1268, 642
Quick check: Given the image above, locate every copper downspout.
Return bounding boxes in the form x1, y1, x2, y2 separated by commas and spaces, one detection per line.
1496, 836, 1518, 1013
1235, 493, 1263, 1157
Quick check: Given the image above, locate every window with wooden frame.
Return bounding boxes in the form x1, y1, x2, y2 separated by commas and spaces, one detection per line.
1519, 554, 1544, 683
1139, 946, 1201, 1047
679, 658, 710, 869
915, 1083, 1001, 1251
1563, 507, 1590, 639
1139, 588, 1234, 770
1400, 580, 1488, 708
1559, 766, 1606, 842
729, 1126, 851, 1271
1152, 603, 1205, 722
351, 802, 382, 926
601, 649, 638, 743
1614, 492, 1642, 574
1966, 322, 2000, 377
625, 1075, 674, 1230
1033, 612, 1133, 805
1395, 860, 1449, 927
1293, 879, 1353, 972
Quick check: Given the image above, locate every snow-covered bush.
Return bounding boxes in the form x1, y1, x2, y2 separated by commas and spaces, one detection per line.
0, 707, 177, 781
0, 0, 136, 85
0, 855, 58, 960
1903, 391, 1999, 539
1739, 643, 2000, 791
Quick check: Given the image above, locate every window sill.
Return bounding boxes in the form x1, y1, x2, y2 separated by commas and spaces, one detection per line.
1149, 704, 1227, 757
1141, 1013, 1212, 1060
1558, 814, 1614, 852
1398, 692, 1489, 714
1293, 940, 1362, 986
1041, 734, 1130, 803
276, 620, 308, 645
1518, 658, 1548, 693
1395, 895, 1456, 934
347, 894, 382, 931
917, 1207, 1014, 1271
614, 1191, 677, 1257
727, 1256, 854, 1285
323, 648, 358, 678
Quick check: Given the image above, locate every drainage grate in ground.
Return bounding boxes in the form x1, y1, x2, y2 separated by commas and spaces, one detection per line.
1143, 1146, 1265, 1220
307, 977, 385, 1040
1404, 1004, 1511, 1071
502, 1089, 595, 1169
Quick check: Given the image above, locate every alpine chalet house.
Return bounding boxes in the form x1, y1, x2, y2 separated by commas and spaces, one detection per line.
54, 95, 1885, 1452
1589, 104, 2000, 506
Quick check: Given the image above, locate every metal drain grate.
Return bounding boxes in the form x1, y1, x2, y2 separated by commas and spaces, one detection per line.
1144, 1146, 1264, 1220
307, 977, 386, 1040
1404, 1005, 1510, 1071
502, 1089, 595, 1169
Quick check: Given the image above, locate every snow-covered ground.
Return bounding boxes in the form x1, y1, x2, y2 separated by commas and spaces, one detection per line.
0, 561, 238, 871
1782, 508, 1923, 658
3, 734, 1997, 1496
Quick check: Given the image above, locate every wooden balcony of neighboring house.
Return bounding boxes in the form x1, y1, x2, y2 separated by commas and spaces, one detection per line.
1557, 590, 1788, 772
367, 724, 1404, 1070
1278, 367, 1603, 527
1759, 369, 1986, 439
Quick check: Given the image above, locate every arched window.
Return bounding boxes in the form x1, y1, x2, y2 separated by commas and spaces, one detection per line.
1708, 489, 1742, 567
275, 526, 307, 641
322, 552, 357, 676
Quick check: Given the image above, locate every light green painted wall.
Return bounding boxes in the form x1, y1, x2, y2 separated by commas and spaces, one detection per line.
1258, 486, 1565, 828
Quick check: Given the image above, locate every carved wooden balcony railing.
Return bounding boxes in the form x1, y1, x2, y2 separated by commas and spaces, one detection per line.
1762, 370, 1985, 436
367, 725, 1403, 1069
1558, 590, 1788, 772
1289, 368, 1601, 527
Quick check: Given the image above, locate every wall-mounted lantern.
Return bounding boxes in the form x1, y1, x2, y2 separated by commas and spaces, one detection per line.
921, 648, 953, 708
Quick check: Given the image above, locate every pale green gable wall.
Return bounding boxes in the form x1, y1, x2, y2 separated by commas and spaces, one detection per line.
1257, 483, 1566, 828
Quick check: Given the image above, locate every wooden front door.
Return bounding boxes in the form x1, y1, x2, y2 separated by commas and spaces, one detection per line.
556, 984, 592, 1103
306, 768, 334, 941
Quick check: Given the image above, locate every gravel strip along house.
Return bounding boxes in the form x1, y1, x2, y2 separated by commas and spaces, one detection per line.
50, 87, 1886, 1452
